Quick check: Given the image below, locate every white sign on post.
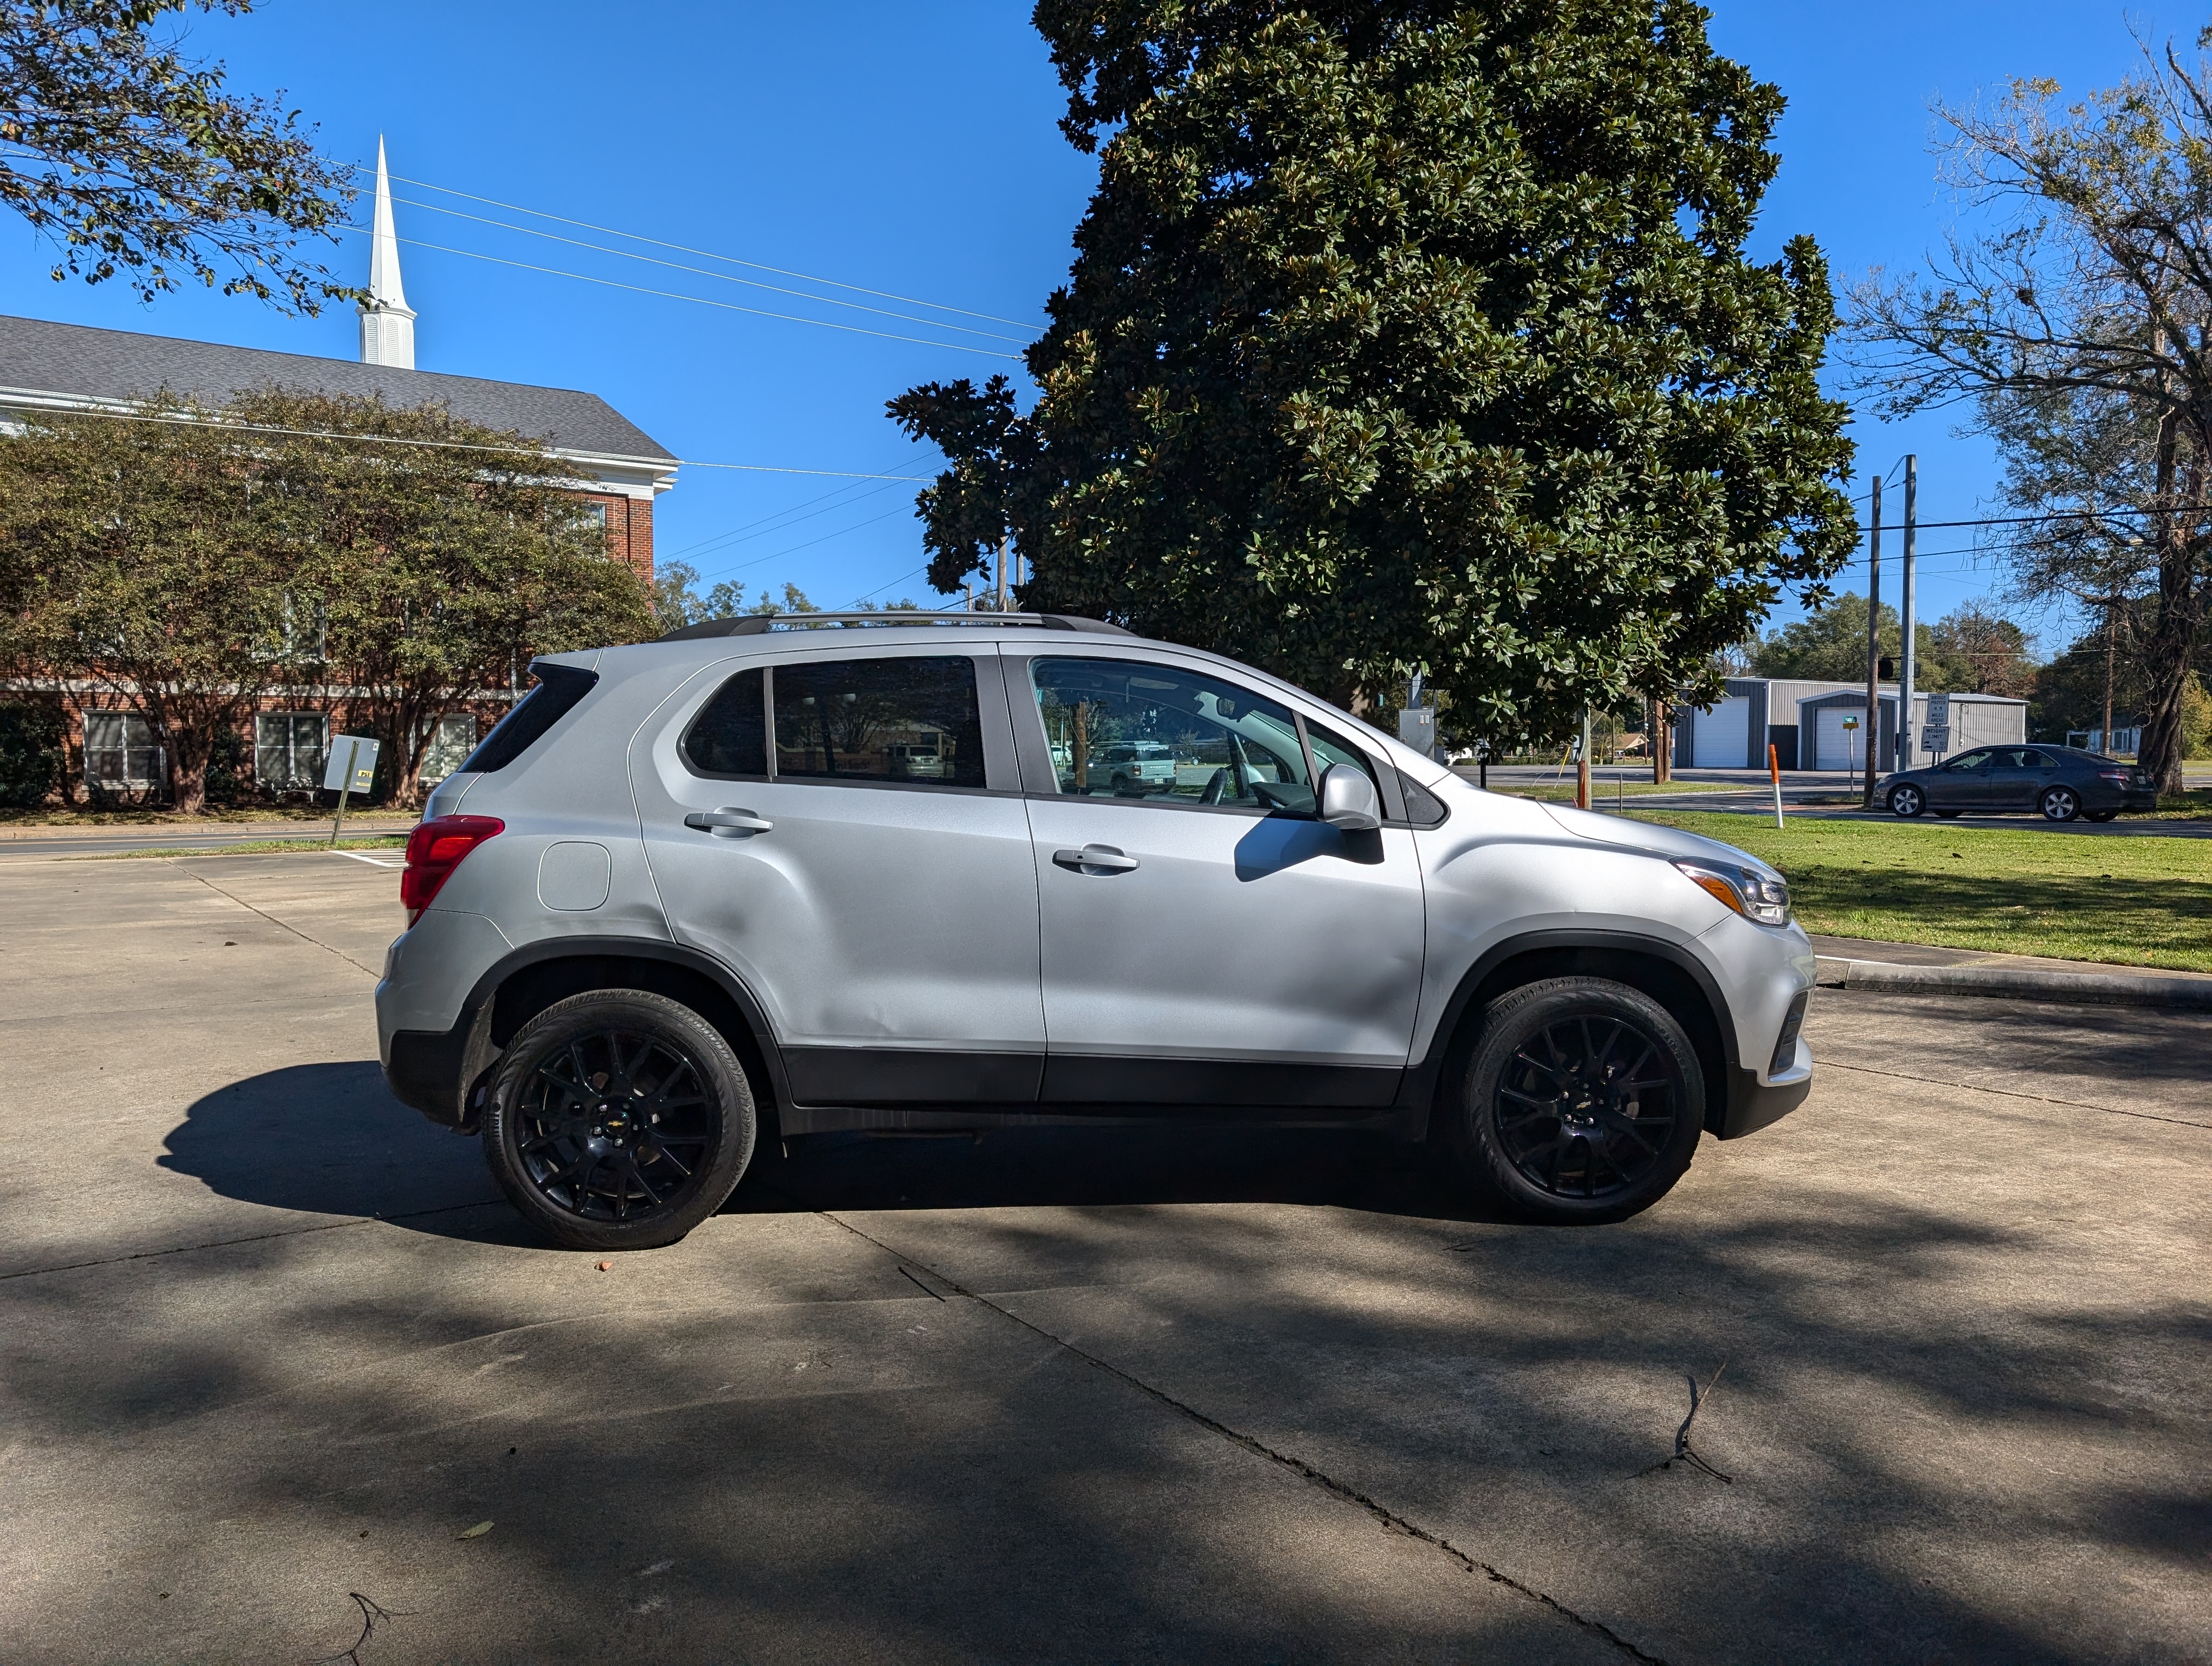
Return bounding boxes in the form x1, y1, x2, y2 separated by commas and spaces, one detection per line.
323, 736, 380, 794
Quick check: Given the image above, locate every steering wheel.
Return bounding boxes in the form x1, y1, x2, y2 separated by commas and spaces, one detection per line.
1200, 767, 1230, 804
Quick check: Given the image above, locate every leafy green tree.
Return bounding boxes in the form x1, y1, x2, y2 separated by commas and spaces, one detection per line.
885, 375, 1028, 604
994, 0, 1853, 735
652, 566, 821, 631
0, 1, 357, 313
0, 390, 655, 811
228, 390, 655, 805
1847, 29, 2212, 792
1751, 595, 2032, 695
0, 393, 298, 811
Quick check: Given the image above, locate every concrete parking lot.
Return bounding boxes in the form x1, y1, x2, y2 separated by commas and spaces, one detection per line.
2, 853, 2207, 1663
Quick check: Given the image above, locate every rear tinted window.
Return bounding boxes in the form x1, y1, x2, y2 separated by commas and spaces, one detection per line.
773, 655, 985, 787
681, 668, 768, 777
460, 662, 599, 773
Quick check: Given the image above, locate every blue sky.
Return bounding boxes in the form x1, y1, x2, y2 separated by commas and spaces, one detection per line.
0, 1, 2171, 650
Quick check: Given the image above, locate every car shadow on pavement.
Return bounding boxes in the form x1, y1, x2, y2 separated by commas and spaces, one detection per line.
730, 1123, 1508, 1222
160, 1062, 512, 1237
162, 1064, 1512, 1239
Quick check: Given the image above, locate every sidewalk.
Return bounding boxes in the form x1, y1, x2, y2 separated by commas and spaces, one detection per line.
0, 815, 417, 861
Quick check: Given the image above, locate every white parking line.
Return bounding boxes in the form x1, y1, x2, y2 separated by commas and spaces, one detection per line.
333, 851, 406, 868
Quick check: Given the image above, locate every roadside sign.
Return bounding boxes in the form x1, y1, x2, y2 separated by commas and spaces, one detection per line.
1922, 726, 1951, 754
323, 735, 380, 794
1398, 707, 1437, 759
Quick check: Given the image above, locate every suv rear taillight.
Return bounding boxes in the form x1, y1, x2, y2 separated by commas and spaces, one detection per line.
401, 815, 504, 925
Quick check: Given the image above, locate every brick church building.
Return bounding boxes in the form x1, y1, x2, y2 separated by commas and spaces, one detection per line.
0, 140, 677, 803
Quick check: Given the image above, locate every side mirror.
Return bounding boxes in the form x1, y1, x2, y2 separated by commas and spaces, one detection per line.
1317, 762, 1382, 831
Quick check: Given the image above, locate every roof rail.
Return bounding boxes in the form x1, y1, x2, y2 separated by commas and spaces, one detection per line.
657, 610, 1133, 643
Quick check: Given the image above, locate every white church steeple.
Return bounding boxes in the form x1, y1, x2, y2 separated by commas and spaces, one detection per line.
358, 136, 416, 369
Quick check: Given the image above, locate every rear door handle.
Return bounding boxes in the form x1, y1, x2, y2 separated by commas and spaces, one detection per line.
685, 808, 773, 837
1053, 844, 1139, 873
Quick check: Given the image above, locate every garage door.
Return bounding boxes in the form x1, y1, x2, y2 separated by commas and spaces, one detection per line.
1813, 705, 1874, 773
1692, 697, 1751, 768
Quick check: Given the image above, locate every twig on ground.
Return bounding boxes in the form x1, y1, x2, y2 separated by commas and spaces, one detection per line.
312, 1592, 414, 1664
1636, 1361, 1732, 1483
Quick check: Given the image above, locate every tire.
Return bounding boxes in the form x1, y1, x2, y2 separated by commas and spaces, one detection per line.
2040, 785, 2081, 822
1888, 784, 1925, 817
2085, 810, 2119, 823
1445, 977, 1705, 1225
483, 989, 756, 1251
1935, 809, 1961, 819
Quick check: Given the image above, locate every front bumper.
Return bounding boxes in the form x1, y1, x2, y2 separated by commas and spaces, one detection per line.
1719, 1050, 1813, 1138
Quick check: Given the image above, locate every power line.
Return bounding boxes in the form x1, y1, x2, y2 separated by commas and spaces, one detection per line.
374, 167, 1039, 330
337, 223, 1023, 361
658, 447, 934, 565
385, 193, 1035, 344
850, 565, 931, 606
691, 504, 918, 586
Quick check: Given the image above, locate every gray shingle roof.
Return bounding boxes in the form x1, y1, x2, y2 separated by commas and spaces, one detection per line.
0, 312, 675, 462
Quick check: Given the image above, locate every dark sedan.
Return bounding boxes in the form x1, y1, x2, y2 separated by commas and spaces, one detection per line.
1883, 745, 2157, 823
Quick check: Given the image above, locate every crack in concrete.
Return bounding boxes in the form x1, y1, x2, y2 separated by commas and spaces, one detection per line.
0, 1198, 504, 1283
160, 858, 383, 977
815, 1207, 1668, 1666
1822, 1059, 2212, 1130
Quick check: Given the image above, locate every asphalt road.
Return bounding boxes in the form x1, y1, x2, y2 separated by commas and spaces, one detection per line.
2, 855, 2206, 1663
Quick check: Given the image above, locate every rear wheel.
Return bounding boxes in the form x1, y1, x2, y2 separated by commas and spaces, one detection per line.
2040, 785, 2081, 822
1446, 977, 1705, 1224
1935, 809, 1961, 819
2084, 809, 2119, 823
1888, 784, 1925, 817
483, 989, 755, 1251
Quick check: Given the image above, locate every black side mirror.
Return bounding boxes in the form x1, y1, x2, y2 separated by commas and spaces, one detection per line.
1317, 763, 1382, 831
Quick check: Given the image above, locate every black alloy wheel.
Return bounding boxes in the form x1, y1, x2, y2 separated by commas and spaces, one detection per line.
1888, 783, 1925, 817
484, 989, 755, 1251
2040, 785, 2082, 822
1449, 977, 1705, 1223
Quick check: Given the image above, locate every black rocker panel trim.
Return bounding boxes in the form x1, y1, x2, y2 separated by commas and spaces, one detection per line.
781, 1047, 1043, 1107
1043, 1054, 1402, 1108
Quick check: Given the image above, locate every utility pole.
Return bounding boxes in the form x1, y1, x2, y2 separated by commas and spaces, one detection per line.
995, 536, 1009, 612
1898, 455, 1918, 775
2101, 595, 2119, 752
1862, 476, 1882, 805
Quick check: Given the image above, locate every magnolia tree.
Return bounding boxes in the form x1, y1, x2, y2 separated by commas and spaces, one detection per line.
889, 0, 1856, 743
0, 389, 656, 810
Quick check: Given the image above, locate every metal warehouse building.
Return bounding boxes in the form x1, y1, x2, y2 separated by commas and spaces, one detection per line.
1675, 679, 2028, 773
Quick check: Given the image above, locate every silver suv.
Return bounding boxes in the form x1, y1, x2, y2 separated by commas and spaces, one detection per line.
377, 613, 1815, 1251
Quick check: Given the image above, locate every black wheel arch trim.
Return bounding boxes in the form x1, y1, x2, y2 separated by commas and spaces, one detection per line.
1395, 928, 1759, 1142
384, 935, 796, 1133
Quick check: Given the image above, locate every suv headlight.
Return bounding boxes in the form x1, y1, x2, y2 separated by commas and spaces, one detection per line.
1674, 859, 1791, 926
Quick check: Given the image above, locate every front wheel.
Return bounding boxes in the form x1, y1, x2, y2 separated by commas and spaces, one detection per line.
2040, 785, 2081, 822
1446, 977, 1705, 1224
483, 989, 756, 1251
1888, 784, 1925, 817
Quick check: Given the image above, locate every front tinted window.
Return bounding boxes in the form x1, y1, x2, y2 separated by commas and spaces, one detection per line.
773, 655, 984, 786
1032, 657, 1340, 812
1943, 748, 1996, 773
682, 668, 768, 777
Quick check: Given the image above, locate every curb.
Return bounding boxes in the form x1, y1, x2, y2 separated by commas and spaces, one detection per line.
1816, 956, 2212, 1011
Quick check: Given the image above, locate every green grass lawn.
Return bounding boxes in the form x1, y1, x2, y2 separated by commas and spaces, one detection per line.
1622, 809, 2212, 972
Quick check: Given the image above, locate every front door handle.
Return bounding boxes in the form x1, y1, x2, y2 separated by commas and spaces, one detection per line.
685, 808, 773, 837
1053, 844, 1139, 874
